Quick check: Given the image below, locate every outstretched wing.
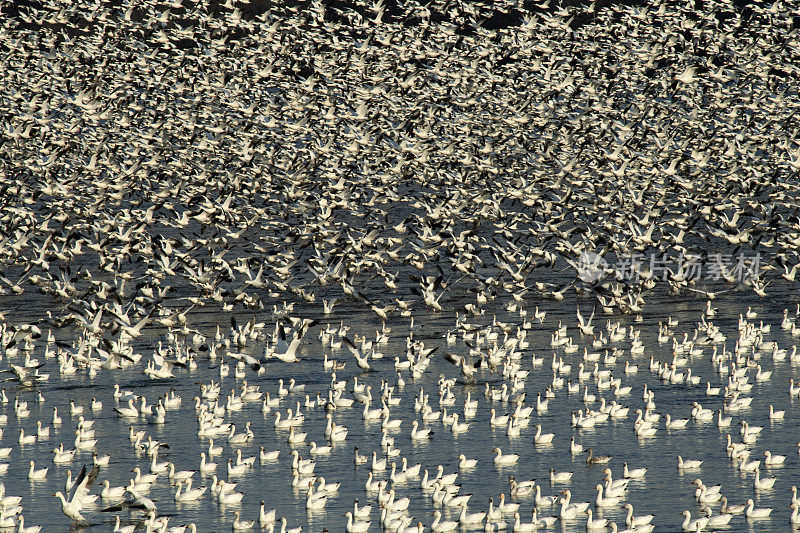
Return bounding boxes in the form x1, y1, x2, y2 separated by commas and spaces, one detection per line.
342, 336, 359, 355
72, 464, 100, 505
444, 353, 463, 367
67, 465, 87, 503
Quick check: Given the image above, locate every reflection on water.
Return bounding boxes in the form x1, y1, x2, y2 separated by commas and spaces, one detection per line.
0, 287, 798, 532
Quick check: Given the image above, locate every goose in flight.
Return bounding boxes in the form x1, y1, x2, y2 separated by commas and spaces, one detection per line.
576, 305, 596, 336
409, 274, 445, 311
444, 353, 481, 382
0, 363, 47, 387
54, 464, 99, 526
343, 336, 374, 371
266, 319, 317, 363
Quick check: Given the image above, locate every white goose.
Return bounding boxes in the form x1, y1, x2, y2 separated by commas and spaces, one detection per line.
199, 452, 217, 474
27, 461, 48, 480
623, 463, 646, 479
343, 511, 370, 533
102, 480, 126, 500
701, 507, 732, 527
533, 424, 554, 444
677, 455, 702, 469
458, 502, 486, 526
232, 510, 255, 531
585, 509, 609, 530
764, 450, 785, 466
512, 511, 537, 532
430, 510, 458, 532
532, 508, 558, 527
623, 503, 654, 527
174, 480, 206, 502
744, 499, 772, 518
550, 468, 573, 483
493, 447, 519, 465
410, 420, 433, 440
535, 485, 558, 507
595, 484, 621, 508
753, 468, 776, 490
560, 490, 590, 519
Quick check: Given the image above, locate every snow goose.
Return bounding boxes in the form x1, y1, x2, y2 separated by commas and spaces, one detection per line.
227, 459, 247, 477
410, 420, 433, 440
509, 476, 535, 498
677, 455, 702, 470
217, 484, 244, 505
570, 438, 584, 455
764, 450, 785, 466
168, 463, 195, 484
585, 509, 608, 529
768, 405, 785, 419
54, 490, 87, 526
791, 503, 800, 525
744, 498, 772, 518
458, 502, 486, 526
721, 496, 746, 515
450, 413, 470, 433
753, 467, 776, 490
132, 467, 158, 485
512, 511, 537, 532
352, 499, 372, 520
401, 457, 421, 478
317, 477, 340, 495
371, 452, 387, 472
497, 493, 520, 514
550, 468, 573, 483
309, 441, 331, 456
623, 463, 646, 479
343, 511, 370, 533
174, 480, 206, 502
101, 480, 126, 500
286, 426, 306, 445
259, 501, 276, 527
259, 448, 280, 462
623, 504, 654, 527
534, 485, 558, 507
701, 506, 732, 527
665, 413, 689, 429
533, 424, 554, 444
493, 448, 519, 465
278, 517, 302, 533
532, 508, 558, 527
680, 511, 708, 532
560, 490, 590, 516
28, 461, 48, 480
113, 515, 135, 533
459, 454, 477, 469
595, 484, 621, 508
199, 452, 217, 474
232, 510, 255, 530
430, 510, 458, 532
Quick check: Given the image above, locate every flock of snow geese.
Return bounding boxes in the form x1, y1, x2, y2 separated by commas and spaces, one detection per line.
2, 0, 800, 530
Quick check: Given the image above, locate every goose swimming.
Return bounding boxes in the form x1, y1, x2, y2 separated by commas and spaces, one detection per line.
2, 0, 800, 530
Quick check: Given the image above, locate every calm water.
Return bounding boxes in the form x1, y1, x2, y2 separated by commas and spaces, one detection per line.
1, 287, 799, 532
